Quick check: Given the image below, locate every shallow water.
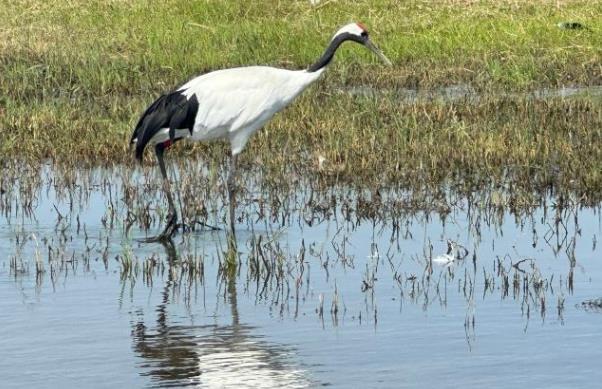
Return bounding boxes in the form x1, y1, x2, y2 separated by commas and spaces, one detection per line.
1, 166, 602, 388
343, 84, 602, 103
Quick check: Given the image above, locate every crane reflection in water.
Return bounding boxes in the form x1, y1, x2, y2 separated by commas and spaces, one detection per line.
130, 240, 313, 388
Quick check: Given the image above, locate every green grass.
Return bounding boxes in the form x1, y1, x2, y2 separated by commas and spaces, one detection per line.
0, 0, 601, 196
2, 0, 600, 91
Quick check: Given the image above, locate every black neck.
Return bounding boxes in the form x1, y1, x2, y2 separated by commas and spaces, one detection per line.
307, 33, 364, 72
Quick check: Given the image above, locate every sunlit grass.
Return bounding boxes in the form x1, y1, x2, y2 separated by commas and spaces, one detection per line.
0, 0, 601, 196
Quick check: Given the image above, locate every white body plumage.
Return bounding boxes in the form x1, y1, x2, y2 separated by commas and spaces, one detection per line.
182, 66, 324, 154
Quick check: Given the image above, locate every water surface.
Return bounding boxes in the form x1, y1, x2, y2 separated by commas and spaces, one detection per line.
1, 166, 601, 388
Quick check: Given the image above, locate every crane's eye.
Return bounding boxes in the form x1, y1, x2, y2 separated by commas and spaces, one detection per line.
361, 31, 368, 38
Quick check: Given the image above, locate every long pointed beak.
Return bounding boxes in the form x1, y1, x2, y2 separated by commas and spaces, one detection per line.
365, 39, 392, 66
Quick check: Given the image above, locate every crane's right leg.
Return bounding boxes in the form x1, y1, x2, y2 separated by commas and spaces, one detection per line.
141, 143, 177, 242
227, 153, 238, 237
226, 152, 239, 255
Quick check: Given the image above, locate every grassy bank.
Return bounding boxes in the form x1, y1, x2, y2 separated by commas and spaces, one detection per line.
1, 0, 601, 196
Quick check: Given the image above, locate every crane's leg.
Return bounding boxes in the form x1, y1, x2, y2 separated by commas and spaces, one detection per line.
227, 153, 238, 237
141, 143, 177, 242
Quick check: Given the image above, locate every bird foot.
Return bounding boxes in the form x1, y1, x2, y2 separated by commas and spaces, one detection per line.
138, 215, 222, 243
138, 212, 178, 243
175, 220, 221, 232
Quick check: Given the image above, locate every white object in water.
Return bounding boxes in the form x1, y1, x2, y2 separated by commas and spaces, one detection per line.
432, 240, 457, 265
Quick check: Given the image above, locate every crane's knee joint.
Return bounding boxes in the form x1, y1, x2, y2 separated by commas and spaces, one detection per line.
155, 140, 174, 154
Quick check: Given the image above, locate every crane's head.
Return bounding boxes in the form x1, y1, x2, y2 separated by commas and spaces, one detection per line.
332, 23, 392, 66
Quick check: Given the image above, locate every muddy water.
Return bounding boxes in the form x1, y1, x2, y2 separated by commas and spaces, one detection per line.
1, 166, 602, 388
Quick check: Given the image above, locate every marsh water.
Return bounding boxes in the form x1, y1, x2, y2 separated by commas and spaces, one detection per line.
1, 164, 602, 388
343, 84, 602, 103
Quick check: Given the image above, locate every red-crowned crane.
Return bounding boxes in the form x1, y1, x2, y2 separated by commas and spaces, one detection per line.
131, 23, 391, 242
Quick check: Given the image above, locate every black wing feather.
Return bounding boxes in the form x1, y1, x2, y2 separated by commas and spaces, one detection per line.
131, 91, 199, 161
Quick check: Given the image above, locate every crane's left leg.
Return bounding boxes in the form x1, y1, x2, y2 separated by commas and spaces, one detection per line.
141, 143, 177, 242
